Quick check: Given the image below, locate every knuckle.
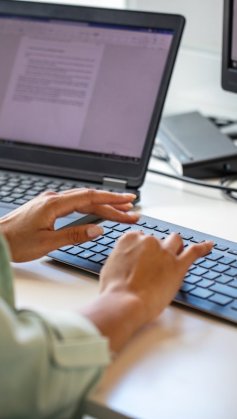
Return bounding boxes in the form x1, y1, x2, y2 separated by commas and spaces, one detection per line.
44, 194, 58, 208
143, 235, 159, 248
86, 188, 96, 200
68, 227, 82, 244
40, 190, 58, 198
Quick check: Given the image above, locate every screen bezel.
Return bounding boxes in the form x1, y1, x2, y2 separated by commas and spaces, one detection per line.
222, 0, 237, 93
0, 0, 185, 188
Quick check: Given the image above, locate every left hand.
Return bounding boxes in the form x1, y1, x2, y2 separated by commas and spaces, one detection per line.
0, 188, 139, 262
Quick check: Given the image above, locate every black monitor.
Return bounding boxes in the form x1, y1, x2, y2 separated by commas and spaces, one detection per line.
222, 0, 237, 92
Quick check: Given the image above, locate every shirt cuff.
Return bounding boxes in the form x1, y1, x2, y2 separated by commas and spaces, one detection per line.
21, 309, 111, 369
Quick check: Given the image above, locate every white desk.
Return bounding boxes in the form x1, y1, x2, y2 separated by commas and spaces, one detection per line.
14, 158, 237, 419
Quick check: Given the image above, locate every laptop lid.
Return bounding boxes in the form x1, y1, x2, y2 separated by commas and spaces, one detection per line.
0, 0, 185, 190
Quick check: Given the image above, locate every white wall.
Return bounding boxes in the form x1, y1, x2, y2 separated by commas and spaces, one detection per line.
128, 0, 223, 53
127, 0, 237, 118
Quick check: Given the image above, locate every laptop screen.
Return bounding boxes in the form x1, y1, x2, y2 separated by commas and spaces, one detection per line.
231, 0, 237, 66
0, 16, 173, 161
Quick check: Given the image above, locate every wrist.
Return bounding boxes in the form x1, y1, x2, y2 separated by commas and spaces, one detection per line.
80, 291, 146, 353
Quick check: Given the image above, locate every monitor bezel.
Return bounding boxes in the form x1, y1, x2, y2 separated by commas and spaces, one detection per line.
222, 0, 237, 93
0, 0, 185, 188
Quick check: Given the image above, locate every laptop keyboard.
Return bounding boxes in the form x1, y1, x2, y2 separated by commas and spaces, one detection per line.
49, 215, 237, 325
0, 170, 88, 206
0, 170, 137, 207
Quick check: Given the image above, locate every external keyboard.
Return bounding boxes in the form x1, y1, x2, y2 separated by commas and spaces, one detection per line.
49, 215, 237, 325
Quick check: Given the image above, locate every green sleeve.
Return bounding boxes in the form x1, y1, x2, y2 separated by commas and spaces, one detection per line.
0, 234, 110, 419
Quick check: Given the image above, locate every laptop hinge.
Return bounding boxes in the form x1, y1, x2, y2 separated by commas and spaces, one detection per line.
103, 177, 127, 190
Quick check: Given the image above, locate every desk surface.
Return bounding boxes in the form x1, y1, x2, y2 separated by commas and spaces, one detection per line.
14, 159, 237, 419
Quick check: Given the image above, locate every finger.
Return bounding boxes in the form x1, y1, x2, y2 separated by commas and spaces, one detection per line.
178, 241, 214, 275
114, 230, 145, 250
162, 233, 184, 255
88, 205, 140, 223
52, 189, 137, 219
60, 188, 136, 205
112, 203, 134, 211
46, 223, 104, 250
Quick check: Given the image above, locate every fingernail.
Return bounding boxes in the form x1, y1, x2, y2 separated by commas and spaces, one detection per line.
127, 211, 139, 217
87, 225, 103, 239
123, 193, 137, 199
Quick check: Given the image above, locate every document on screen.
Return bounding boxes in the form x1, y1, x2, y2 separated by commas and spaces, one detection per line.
0, 36, 104, 149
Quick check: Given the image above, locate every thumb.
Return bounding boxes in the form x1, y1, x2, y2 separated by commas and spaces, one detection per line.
51, 224, 104, 250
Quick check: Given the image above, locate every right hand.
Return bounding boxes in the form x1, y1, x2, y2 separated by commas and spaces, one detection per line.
100, 232, 213, 323
81, 232, 213, 352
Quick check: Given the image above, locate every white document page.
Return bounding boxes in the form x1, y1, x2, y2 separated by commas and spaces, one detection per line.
0, 36, 104, 149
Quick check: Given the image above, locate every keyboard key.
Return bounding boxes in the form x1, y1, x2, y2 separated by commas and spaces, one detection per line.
190, 267, 208, 276
180, 233, 193, 240
212, 264, 229, 273
219, 256, 235, 265
107, 231, 123, 239
184, 275, 202, 285
228, 249, 237, 256
78, 250, 95, 259
89, 254, 106, 263
101, 227, 113, 236
180, 283, 196, 293
0, 196, 14, 203
209, 294, 233, 306
66, 247, 82, 255
79, 242, 96, 250
197, 279, 215, 288
114, 224, 131, 232
92, 244, 108, 253
92, 236, 103, 242
14, 199, 28, 205
0, 191, 9, 197
210, 283, 237, 299
229, 279, 237, 289
231, 261, 237, 268
59, 245, 74, 252
144, 222, 157, 229
193, 257, 206, 265
24, 195, 35, 201
108, 241, 117, 248
215, 274, 232, 284
225, 267, 237, 277
206, 252, 223, 261
214, 244, 229, 251
190, 287, 214, 299
25, 190, 39, 196
102, 248, 113, 257
231, 301, 237, 310
102, 221, 119, 228
155, 226, 169, 233
202, 271, 221, 280
11, 193, 23, 199
97, 237, 114, 246
199, 260, 217, 270
136, 219, 146, 226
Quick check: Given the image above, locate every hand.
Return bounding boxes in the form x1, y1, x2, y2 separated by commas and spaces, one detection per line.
81, 232, 213, 352
0, 189, 138, 262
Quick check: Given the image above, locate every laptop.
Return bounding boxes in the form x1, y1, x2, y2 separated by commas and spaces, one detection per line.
0, 0, 184, 229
